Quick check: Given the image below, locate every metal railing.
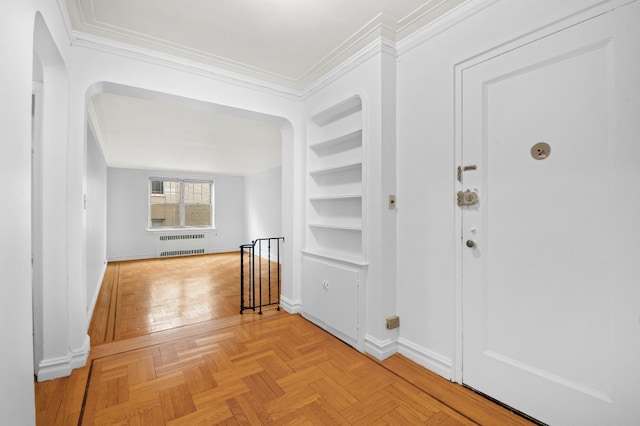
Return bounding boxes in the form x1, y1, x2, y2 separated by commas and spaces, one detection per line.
240, 237, 284, 315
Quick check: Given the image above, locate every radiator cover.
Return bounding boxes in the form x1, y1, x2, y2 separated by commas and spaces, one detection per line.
155, 233, 208, 257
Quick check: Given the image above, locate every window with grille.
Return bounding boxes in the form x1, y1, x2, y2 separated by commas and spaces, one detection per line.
149, 179, 213, 229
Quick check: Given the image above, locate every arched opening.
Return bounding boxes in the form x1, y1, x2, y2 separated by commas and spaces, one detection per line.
83, 82, 294, 324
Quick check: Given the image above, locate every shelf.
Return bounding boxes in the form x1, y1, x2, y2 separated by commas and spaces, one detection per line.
311, 96, 362, 126
301, 249, 368, 266
308, 194, 361, 201
309, 129, 362, 152
309, 161, 362, 177
308, 223, 362, 231
306, 95, 364, 264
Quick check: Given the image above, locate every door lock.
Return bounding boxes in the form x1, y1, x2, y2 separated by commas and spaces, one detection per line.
466, 239, 476, 248
457, 190, 479, 206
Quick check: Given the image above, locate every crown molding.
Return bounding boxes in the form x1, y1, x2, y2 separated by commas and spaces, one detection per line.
71, 32, 303, 100
68, 12, 396, 96
70, 25, 396, 103
395, 0, 468, 40
75, 20, 304, 88
63, 0, 304, 98
55, 0, 75, 43
60, 1, 485, 100
301, 37, 395, 100
61, 1, 465, 96
397, 0, 501, 57
297, 13, 389, 89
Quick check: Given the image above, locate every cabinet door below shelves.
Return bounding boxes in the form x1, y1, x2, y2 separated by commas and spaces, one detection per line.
301, 257, 359, 344
324, 263, 359, 342
301, 257, 325, 322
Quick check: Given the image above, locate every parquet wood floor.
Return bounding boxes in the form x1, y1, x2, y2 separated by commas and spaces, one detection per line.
35, 253, 534, 425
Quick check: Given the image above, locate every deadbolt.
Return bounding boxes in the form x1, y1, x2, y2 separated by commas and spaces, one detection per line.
466, 240, 476, 248
457, 190, 479, 206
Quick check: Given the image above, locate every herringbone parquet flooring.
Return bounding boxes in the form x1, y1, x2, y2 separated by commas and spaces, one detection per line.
35, 253, 534, 425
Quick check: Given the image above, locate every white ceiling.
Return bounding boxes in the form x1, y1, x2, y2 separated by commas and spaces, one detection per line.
65, 0, 467, 175
89, 92, 284, 176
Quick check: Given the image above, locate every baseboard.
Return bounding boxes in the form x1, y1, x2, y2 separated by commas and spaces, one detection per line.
36, 335, 90, 381
107, 248, 240, 262
87, 261, 108, 324
397, 337, 452, 380
365, 334, 398, 360
107, 253, 154, 262
70, 335, 91, 369
279, 295, 301, 314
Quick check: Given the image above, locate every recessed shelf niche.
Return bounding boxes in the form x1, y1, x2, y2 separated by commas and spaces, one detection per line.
305, 95, 364, 263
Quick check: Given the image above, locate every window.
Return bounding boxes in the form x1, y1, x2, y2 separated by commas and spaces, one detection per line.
149, 179, 213, 229
151, 180, 164, 195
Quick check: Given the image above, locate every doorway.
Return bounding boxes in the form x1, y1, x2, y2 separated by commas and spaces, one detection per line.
458, 3, 640, 424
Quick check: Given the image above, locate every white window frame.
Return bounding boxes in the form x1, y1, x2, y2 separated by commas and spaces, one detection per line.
148, 178, 214, 230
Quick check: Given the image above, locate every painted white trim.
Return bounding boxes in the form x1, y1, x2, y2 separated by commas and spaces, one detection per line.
397, 338, 453, 380
399, 0, 636, 61
107, 247, 239, 262
61, 1, 474, 93
70, 335, 91, 369
397, 0, 501, 58
54, 0, 75, 43
298, 15, 391, 89
278, 295, 301, 314
450, 0, 635, 72
37, 356, 72, 382
365, 334, 397, 361
71, 33, 301, 100
86, 261, 107, 325
36, 335, 90, 381
302, 38, 392, 99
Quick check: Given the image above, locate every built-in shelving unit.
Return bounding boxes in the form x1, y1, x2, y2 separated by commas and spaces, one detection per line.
302, 94, 367, 351
305, 95, 364, 263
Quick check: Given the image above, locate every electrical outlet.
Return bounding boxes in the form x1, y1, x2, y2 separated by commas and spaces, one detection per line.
386, 315, 400, 330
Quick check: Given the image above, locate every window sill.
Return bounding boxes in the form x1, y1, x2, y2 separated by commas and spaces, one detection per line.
146, 227, 216, 233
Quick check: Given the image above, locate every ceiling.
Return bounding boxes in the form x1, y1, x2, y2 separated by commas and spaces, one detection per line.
88, 91, 284, 176
64, 0, 467, 175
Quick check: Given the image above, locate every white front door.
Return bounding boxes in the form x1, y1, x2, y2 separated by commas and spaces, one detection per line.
461, 3, 640, 424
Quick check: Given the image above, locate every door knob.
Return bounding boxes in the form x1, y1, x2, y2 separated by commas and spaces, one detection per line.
466, 240, 476, 248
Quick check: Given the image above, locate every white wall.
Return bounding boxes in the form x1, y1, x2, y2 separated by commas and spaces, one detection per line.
86, 123, 107, 314
301, 44, 398, 358
107, 168, 245, 260
0, 0, 75, 421
244, 166, 283, 251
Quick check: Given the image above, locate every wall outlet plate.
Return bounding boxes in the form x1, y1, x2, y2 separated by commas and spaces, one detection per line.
386, 315, 400, 329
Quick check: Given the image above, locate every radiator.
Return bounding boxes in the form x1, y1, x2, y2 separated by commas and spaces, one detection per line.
155, 233, 208, 257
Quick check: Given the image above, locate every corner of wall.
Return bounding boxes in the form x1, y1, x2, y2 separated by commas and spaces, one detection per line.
279, 295, 302, 314
365, 334, 398, 360
36, 335, 90, 381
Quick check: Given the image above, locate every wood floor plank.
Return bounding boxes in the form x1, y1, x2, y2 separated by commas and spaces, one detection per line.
35, 253, 536, 425
381, 353, 533, 425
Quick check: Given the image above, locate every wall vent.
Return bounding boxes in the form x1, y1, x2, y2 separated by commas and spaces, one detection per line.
155, 233, 208, 257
